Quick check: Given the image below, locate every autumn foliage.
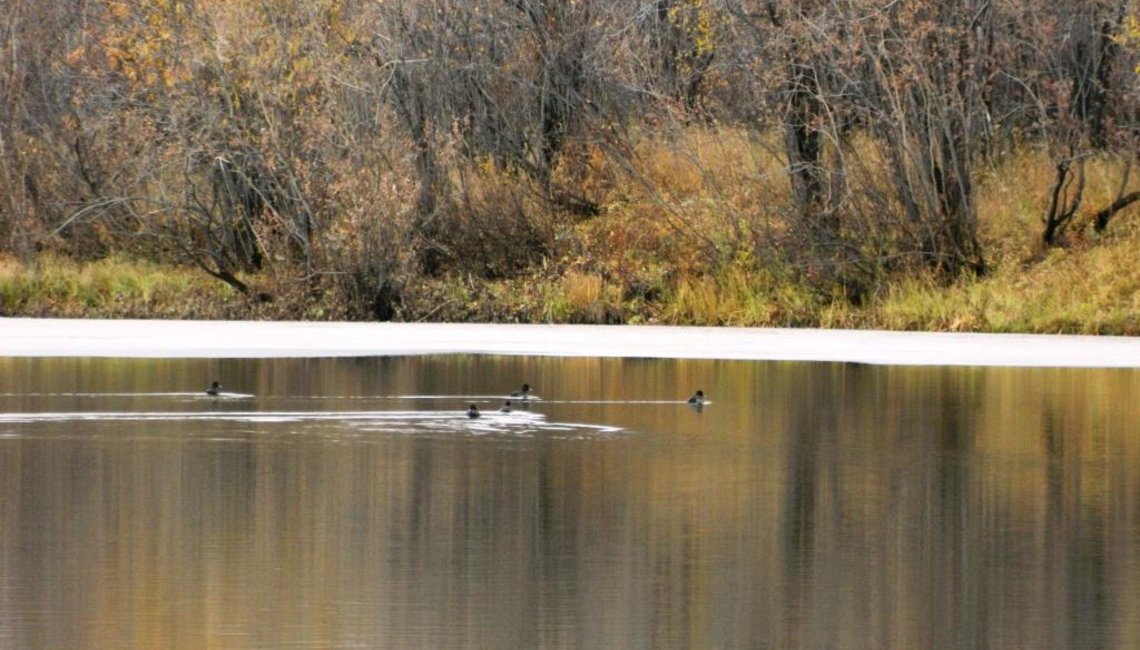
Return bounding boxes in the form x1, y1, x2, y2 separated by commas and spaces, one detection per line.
0, 0, 1137, 321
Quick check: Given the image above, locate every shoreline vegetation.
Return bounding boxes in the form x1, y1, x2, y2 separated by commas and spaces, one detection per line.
2, 2, 1139, 334
3, 208, 1140, 335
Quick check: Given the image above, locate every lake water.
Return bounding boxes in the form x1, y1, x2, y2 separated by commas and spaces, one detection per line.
1, 355, 1138, 649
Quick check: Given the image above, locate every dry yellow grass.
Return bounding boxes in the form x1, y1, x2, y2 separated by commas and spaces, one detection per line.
5, 128, 1140, 333
0, 254, 236, 318
544, 271, 617, 323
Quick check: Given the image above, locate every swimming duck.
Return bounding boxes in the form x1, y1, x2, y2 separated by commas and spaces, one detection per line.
206, 381, 221, 396
499, 400, 513, 413
466, 404, 480, 418
510, 383, 531, 399
687, 390, 705, 406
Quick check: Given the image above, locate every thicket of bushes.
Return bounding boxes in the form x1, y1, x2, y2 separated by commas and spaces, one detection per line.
0, 1, 1137, 325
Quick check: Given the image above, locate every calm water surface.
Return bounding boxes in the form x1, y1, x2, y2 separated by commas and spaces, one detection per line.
1, 356, 1139, 649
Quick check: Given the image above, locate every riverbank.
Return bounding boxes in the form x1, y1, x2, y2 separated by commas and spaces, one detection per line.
4, 230, 1140, 335
3, 318, 1139, 367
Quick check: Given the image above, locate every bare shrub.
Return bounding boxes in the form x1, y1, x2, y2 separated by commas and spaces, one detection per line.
436, 166, 556, 280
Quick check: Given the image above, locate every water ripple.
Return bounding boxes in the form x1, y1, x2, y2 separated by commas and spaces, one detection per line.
0, 409, 624, 439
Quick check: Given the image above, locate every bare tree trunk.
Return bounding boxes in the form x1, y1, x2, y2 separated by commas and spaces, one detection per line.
1042, 156, 1086, 245
783, 63, 827, 225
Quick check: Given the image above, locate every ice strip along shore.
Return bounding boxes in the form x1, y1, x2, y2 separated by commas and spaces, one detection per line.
3, 318, 1140, 368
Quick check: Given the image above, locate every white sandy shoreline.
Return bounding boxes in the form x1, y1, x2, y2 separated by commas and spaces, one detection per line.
1, 317, 1139, 368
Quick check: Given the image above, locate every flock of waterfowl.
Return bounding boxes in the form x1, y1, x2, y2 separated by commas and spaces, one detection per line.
465, 383, 528, 418
205, 380, 706, 416
464, 384, 706, 417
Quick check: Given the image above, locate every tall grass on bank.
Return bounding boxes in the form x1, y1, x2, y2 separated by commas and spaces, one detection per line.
4, 234, 1140, 332
874, 240, 1140, 334
0, 255, 237, 319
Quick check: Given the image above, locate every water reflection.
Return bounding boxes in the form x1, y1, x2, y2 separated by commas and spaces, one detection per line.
0, 356, 1138, 649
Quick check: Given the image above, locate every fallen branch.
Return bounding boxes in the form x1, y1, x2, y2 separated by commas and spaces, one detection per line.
1092, 191, 1140, 233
